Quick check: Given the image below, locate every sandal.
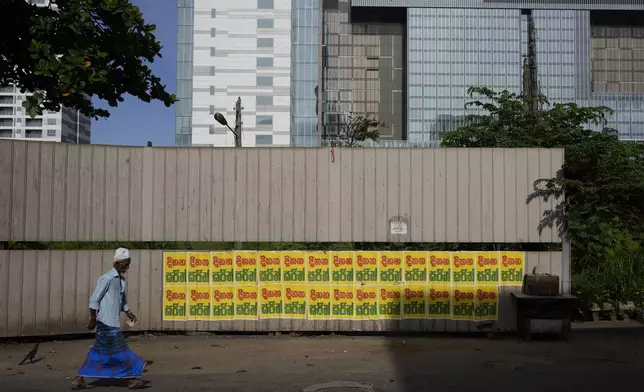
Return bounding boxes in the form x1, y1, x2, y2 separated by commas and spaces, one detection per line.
128, 380, 150, 390
70, 377, 94, 390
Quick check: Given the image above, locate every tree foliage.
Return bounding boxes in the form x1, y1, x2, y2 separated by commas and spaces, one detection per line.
0, 0, 176, 118
333, 113, 385, 147
441, 87, 644, 265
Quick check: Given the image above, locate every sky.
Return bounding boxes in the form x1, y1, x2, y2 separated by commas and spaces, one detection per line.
91, 0, 178, 146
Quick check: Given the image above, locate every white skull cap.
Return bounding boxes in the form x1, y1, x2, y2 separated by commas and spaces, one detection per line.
114, 248, 131, 262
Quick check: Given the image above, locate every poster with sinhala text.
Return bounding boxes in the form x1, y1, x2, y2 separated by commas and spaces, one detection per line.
188, 285, 211, 320
355, 286, 378, 320
211, 252, 234, 284
259, 284, 283, 319
283, 284, 307, 319
235, 251, 258, 283
500, 252, 525, 286
354, 251, 378, 283
378, 285, 402, 320
331, 252, 355, 283
188, 252, 211, 285
258, 251, 281, 283
307, 287, 331, 319
332, 286, 355, 319
282, 251, 306, 283
211, 286, 234, 320
379, 252, 403, 283
451, 286, 475, 321
475, 286, 499, 321
307, 252, 330, 283
475, 252, 500, 284
427, 252, 451, 283
403, 285, 427, 319
451, 252, 475, 285
427, 285, 451, 319
235, 285, 258, 320
163, 285, 187, 321
404, 251, 428, 283
164, 252, 187, 284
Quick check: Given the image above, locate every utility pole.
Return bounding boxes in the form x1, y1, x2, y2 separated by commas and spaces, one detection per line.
522, 9, 540, 113
214, 98, 244, 250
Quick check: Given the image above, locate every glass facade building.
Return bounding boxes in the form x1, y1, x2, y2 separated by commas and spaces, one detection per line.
177, 1, 644, 146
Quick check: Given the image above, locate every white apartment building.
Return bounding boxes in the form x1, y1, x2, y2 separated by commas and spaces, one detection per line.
0, 0, 91, 143
177, 0, 293, 147
0, 86, 91, 143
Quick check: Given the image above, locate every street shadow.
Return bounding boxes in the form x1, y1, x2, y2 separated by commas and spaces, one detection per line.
88, 379, 151, 389
385, 327, 644, 392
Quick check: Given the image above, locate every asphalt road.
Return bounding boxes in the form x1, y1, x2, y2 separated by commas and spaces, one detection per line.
1, 327, 643, 392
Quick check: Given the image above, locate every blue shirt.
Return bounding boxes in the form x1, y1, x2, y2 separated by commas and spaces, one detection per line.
89, 268, 129, 328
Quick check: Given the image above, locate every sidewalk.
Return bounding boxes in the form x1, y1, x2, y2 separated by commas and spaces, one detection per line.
1, 329, 644, 392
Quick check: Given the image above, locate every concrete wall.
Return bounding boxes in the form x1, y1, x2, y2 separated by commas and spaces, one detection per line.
0, 250, 563, 338
0, 140, 564, 243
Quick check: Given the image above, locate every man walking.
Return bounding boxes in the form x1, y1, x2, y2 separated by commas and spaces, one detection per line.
72, 248, 149, 390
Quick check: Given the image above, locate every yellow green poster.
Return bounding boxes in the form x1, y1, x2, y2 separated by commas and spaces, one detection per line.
427, 252, 451, 283
355, 251, 378, 283
164, 252, 187, 284
282, 251, 306, 282
307, 287, 331, 319
451, 286, 475, 321
259, 284, 283, 319
427, 285, 451, 319
475, 285, 499, 321
187, 252, 210, 285
404, 251, 428, 283
379, 252, 403, 283
283, 284, 307, 319
331, 286, 355, 320
475, 251, 500, 284
402, 285, 427, 319
163, 285, 187, 321
258, 251, 281, 283
331, 251, 355, 283
187, 285, 211, 320
378, 284, 402, 320
211, 252, 234, 284
211, 286, 234, 320
451, 252, 475, 285
235, 251, 258, 283
500, 252, 525, 286
307, 252, 330, 283
235, 285, 258, 320
355, 286, 378, 319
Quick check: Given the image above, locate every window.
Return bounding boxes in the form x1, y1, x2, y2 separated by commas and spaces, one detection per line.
210, 86, 215, 95
257, 19, 274, 28
257, 0, 273, 9
0, 119, 12, 127
211, 28, 216, 37
256, 135, 273, 145
210, 47, 216, 57
47, 129, 56, 137
47, 118, 57, 125
0, 96, 13, 104
211, 8, 216, 18
257, 57, 274, 67
209, 105, 215, 115
257, 38, 273, 48
256, 115, 273, 125
0, 107, 12, 116
256, 96, 273, 106
25, 130, 42, 138
256, 76, 273, 86
209, 125, 215, 135
0, 130, 11, 138
25, 118, 42, 127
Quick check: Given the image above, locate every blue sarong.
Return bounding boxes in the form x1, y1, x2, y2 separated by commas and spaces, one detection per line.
77, 322, 145, 379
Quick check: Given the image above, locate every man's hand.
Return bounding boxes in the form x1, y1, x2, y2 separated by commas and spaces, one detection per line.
126, 311, 137, 324
87, 318, 97, 331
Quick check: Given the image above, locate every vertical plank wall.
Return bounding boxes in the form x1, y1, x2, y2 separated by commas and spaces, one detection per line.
0, 141, 564, 243
0, 250, 563, 338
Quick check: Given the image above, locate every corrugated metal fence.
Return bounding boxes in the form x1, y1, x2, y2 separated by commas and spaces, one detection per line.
0, 250, 563, 338
0, 141, 564, 243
